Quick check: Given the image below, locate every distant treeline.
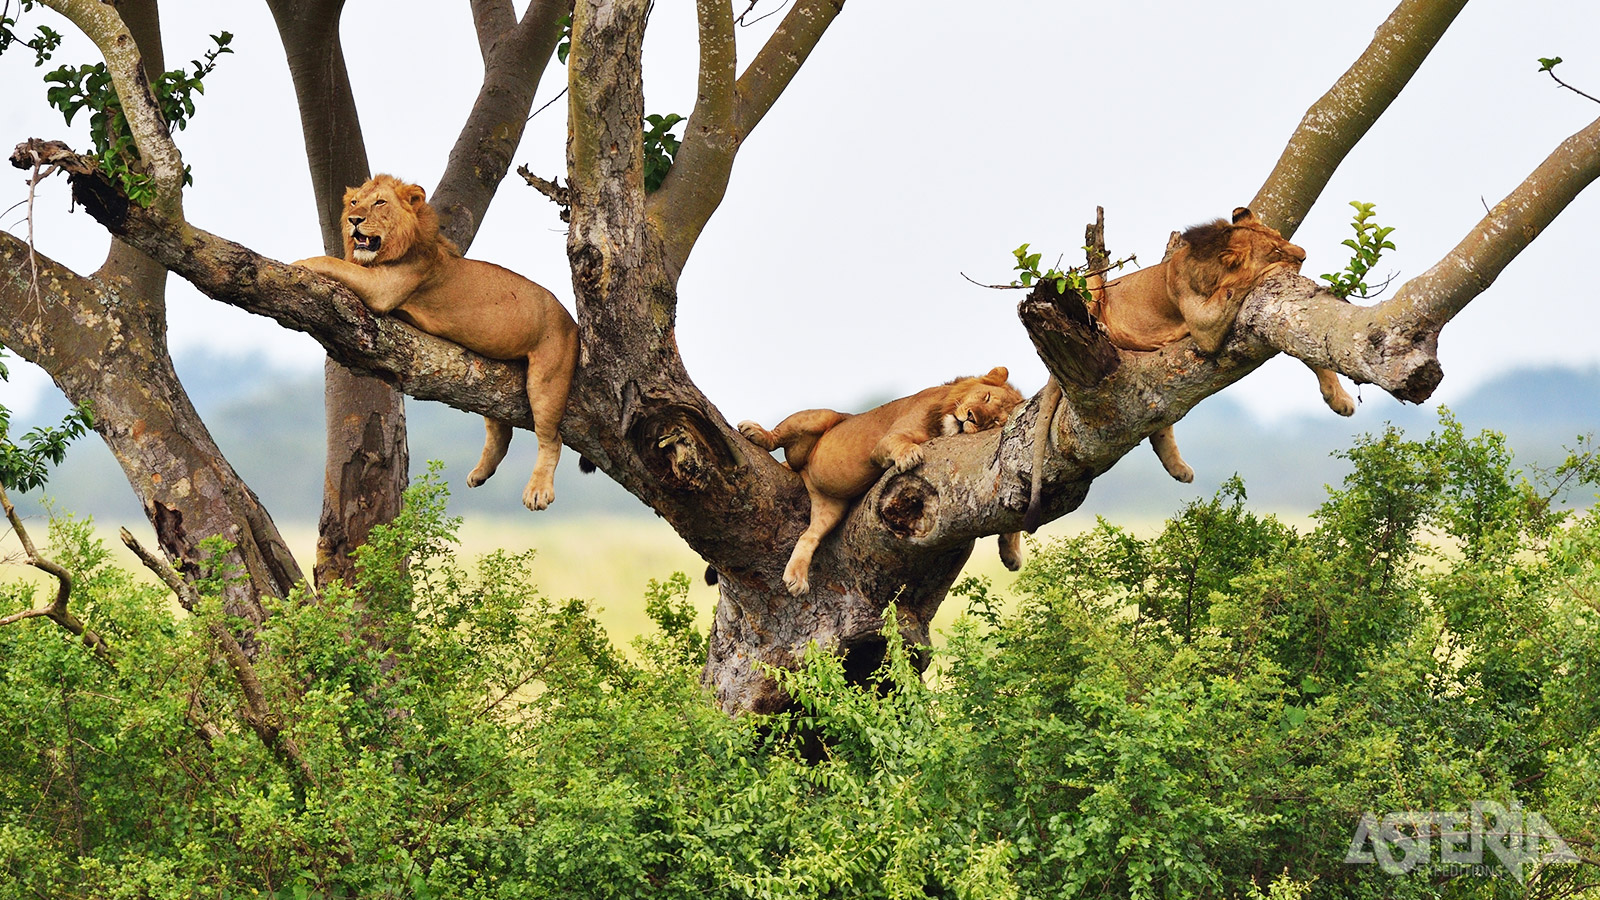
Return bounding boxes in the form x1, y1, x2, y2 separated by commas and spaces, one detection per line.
12, 354, 1599, 525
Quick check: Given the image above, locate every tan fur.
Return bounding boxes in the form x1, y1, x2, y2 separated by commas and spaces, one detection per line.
294, 175, 579, 511
739, 367, 1025, 596
1024, 208, 1356, 528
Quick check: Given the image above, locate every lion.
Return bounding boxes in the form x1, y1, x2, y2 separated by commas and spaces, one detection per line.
293, 174, 579, 511
739, 366, 1026, 596
1023, 208, 1355, 531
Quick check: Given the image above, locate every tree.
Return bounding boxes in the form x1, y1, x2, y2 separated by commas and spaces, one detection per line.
1, 0, 1597, 715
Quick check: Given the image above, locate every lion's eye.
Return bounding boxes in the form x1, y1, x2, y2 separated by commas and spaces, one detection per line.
984, 392, 992, 402
373, 199, 387, 207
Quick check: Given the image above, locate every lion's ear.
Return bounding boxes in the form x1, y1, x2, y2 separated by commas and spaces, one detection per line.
982, 366, 1009, 384
404, 184, 427, 208
1231, 207, 1256, 225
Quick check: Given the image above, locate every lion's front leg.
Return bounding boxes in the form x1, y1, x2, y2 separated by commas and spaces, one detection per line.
869, 426, 926, 476
997, 531, 1023, 571
1183, 288, 1249, 355
291, 256, 419, 313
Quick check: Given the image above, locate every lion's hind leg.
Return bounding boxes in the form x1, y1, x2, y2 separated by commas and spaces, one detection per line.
782, 474, 850, 597
1311, 364, 1356, 416
740, 409, 846, 472
1149, 425, 1195, 483
521, 344, 576, 512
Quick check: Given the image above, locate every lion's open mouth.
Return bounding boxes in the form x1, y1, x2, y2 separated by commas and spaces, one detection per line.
351, 229, 382, 255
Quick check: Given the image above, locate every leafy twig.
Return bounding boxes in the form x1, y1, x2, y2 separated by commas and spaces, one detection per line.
1319, 201, 1397, 300
1538, 57, 1600, 105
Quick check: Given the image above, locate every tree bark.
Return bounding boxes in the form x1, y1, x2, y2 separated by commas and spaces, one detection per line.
0, 221, 300, 627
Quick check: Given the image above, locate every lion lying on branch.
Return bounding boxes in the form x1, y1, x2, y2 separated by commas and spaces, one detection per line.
294, 174, 579, 511
740, 367, 1025, 597
1025, 207, 1355, 530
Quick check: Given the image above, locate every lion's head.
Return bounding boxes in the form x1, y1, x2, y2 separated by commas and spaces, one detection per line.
341, 174, 455, 266
1178, 207, 1305, 303
942, 366, 1025, 436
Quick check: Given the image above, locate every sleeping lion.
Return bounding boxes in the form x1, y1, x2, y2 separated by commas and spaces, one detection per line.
1025, 208, 1355, 530
294, 174, 579, 511
739, 367, 1026, 596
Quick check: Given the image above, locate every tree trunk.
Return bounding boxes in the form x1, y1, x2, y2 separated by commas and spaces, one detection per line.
265, 0, 407, 591
1, 3, 301, 628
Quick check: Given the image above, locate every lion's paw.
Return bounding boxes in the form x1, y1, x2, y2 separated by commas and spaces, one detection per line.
782, 570, 809, 597
1168, 461, 1195, 484
889, 445, 924, 475
1325, 390, 1356, 417
466, 466, 492, 488
522, 481, 555, 511
998, 532, 1023, 572
737, 421, 776, 450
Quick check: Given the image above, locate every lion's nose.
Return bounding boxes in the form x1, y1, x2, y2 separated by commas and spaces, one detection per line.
348, 216, 364, 227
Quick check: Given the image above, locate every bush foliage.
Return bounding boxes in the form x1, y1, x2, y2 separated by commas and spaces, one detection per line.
0, 417, 1595, 898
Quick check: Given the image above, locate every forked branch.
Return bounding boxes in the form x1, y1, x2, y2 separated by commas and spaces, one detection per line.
1250, 0, 1469, 236
0, 485, 113, 664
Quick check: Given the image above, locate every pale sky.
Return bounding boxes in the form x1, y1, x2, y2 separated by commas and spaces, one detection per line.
2, 0, 1597, 430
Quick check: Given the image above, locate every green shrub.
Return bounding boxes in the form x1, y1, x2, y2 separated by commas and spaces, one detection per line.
0, 417, 1593, 898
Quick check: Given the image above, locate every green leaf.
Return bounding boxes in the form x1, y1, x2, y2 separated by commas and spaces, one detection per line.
1538, 56, 1563, 72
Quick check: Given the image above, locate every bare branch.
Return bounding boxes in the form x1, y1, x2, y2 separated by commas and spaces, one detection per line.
1542, 61, 1600, 106
471, 0, 517, 61
1246, 113, 1600, 400
0, 485, 113, 664
36, 0, 186, 217
517, 164, 571, 218
435, 0, 570, 249
1249, 0, 1469, 235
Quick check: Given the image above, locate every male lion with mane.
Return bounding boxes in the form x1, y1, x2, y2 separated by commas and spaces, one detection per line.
739, 366, 1025, 597
294, 174, 579, 511
1025, 207, 1354, 530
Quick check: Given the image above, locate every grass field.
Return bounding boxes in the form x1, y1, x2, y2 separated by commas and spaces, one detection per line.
1, 511, 1128, 651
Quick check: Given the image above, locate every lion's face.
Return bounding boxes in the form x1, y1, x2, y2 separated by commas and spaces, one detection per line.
943, 367, 1025, 436
1220, 208, 1305, 276
341, 175, 431, 266
1180, 207, 1306, 302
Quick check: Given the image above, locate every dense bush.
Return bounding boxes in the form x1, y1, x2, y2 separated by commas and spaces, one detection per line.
0, 419, 1595, 898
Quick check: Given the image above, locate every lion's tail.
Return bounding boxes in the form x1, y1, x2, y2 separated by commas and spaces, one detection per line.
1022, 379, 1061, 534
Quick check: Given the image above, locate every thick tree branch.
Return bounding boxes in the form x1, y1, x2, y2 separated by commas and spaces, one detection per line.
1243, 113, 1600, 401
0, 486, 114, 664
647, 0, 845, 274
733, 0, 845, 136
36, 0, 186, 218
1249, 0, 1469, 236
2, 150, 303, 622
436, 0, 571, 249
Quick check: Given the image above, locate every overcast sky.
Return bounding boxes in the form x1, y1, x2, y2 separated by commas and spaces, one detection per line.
2, 0, 1597, 430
